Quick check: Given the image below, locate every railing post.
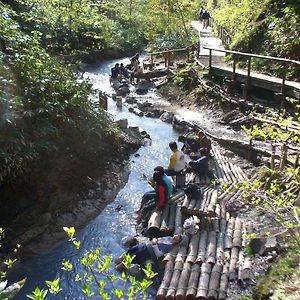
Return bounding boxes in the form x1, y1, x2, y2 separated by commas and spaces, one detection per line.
232, 55, 236, 83
168, 50, 172, 66
164, 50, 169, 68
248, 116, 254, 161
209, 49, 212, 77
280, 62, 287, 110
150, 54, 153, 65
243, 57, 251, 99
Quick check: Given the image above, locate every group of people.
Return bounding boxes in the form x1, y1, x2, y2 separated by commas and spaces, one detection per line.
135, 130, 212, 226
198, 7, 211, 30
110, 53, 142, 86
115, 130, 212, 279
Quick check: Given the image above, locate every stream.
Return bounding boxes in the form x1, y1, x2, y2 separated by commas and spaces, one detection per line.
9, 57, 184, 299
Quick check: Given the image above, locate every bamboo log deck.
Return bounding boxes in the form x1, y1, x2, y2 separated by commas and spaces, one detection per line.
137, 145, 256, 299
157, 217, 253, 299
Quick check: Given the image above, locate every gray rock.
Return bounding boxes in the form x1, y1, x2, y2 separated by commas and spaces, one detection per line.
125, 97, 137, 104
262, 236, 278, 255
135, 80, 154, 94
115, 118, 128, 129
160, 111, 174, 123
136, 101, 152, 109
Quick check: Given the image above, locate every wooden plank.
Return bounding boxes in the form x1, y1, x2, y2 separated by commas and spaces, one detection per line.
211, 65, 300, 98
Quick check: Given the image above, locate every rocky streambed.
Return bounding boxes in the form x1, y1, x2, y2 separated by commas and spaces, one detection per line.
5, 58, 289, 300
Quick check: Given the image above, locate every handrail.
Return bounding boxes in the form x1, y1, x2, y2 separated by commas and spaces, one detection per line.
202, 46, 299, 105
146, 42, 199, 68
203, 46, 300, 65
148, 42, 199, 56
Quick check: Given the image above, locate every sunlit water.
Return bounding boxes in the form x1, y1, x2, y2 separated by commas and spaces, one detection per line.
9, 58, 182, 299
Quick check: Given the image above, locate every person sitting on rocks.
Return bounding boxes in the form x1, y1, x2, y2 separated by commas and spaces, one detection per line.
110, 63, 120, 81
136, 170, 168, 225
136, 166, 173, 223
186, 148, 209, 177
197, 130, 212, 157
165, 141, 186, 177
120, 63, 129, 78
178, 134, 200, 155
115, 234, 183, 273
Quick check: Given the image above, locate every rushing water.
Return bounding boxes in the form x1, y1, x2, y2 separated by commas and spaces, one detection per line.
9, 58, 183, 299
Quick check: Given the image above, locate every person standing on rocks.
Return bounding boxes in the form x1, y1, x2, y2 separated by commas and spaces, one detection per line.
98, 91, 108, 111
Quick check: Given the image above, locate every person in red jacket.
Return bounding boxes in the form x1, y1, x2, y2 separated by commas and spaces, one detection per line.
136, 170, 168, 225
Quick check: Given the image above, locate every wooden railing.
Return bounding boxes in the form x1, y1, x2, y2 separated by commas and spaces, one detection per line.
204, 46, 300, 100
216, 25, 231, 47
146, 42, 199, 68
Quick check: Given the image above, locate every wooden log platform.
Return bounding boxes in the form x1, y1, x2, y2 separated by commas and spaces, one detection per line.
134, 143, 258, 299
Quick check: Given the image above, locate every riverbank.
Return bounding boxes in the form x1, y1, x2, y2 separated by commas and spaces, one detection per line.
125, 70, 293, 299
0, 127, 145, 255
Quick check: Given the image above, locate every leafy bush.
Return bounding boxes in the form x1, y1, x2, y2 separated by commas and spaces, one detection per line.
24, 227, 156, 300
208, 0, 300, 79
0, 5, 119, 183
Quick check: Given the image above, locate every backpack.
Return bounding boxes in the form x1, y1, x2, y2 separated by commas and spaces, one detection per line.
184, 183, 202, 199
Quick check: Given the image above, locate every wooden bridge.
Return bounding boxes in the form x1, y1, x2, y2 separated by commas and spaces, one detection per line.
146, 21, 300, 105
200, 47, 300, 102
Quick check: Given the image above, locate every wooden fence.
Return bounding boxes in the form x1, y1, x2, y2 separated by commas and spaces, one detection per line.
204, 46, 300, 101
146, 43, 200, 68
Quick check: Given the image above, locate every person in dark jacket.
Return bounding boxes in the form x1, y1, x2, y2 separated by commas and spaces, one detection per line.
115, 234, 183, 272
110, 63, 120, 79
197, 130, 212, 157
202, 10, 210, 29
187, 148, 209, 176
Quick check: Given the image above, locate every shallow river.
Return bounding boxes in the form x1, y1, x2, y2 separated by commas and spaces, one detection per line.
9, 58, 185, 299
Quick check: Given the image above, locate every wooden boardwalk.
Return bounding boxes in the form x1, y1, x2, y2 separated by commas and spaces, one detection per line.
191, 20, 300, 101
207, 56, 300, 100
144, 145, 254, 300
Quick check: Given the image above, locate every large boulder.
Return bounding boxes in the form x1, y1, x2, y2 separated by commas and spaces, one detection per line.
135, 80, 155, 95
160, 111, 174, 123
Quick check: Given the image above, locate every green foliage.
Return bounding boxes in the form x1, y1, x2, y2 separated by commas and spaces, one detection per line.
27, 227, 156, 299
45, 278, 62, 295
27, 288, 48, 300
211, 0, 266, 46
255, 250, 300, 300
208, 0, 300, 79
2, 0, 198, 55
0, 4, 120, 184
173, 63, 198, 88
241, 111, 300, 243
